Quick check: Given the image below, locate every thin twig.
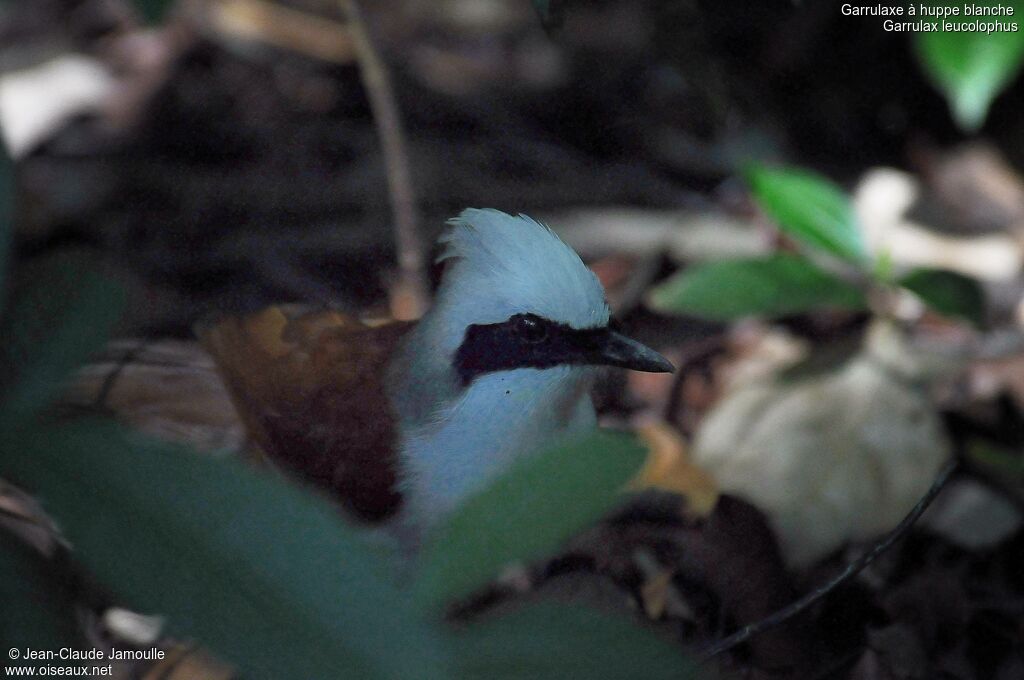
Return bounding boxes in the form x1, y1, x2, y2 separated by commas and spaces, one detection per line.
213, 0, 356, 64
340, 0, 428, 319
662, 336, 726, 425
700, 458, 959, 660
609, 250, 664, 317
93, 339, 148, 412
0, 503, 53, 533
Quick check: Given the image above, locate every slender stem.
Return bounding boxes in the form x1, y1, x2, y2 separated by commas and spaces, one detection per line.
662, 336, 725, 424
340, 0, 428, 319
701, 458, 959, 660
93, 340, 147, 411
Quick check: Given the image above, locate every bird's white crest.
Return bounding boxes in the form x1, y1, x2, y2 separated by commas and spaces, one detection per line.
387, 209, 609, 537
432, 209, 610, 342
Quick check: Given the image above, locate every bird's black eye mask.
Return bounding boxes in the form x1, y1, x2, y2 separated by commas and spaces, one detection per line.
453, 313, 674, 386
453, 313, 609, 386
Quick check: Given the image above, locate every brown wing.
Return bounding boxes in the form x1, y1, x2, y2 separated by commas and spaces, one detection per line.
198, 306, 413, 523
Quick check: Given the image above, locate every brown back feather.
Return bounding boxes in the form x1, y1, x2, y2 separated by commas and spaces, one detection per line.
198, 307, 413, 523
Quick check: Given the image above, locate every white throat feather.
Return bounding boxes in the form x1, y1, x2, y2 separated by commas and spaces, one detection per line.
386, 209, 609, 532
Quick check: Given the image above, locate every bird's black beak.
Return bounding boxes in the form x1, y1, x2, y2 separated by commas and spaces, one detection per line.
593, 330, 674, 373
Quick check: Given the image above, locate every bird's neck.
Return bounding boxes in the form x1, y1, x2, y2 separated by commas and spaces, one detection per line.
386, 316, 597, 532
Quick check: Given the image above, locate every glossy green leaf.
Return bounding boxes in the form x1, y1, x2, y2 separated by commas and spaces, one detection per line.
746, 165, 867, 264
898, 267, 985, 325
414, 431, 646, 612
0, 251, 126, 423
453, 604, 697, 680
0, 421, 450, 680
134, 0, 175, 24
648, 254, 866, 320
0, 538, 85, 651
915, 2, 1024, 131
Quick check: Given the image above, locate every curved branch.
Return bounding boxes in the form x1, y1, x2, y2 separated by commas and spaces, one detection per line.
340, 0, 428, 319
702, 458, 958, 660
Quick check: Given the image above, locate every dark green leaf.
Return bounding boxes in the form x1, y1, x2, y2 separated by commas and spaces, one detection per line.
915, 1, 1024, 131
0, 538, 85, 651
746, 165, 867, 264
648, 254, 866, 320
0, 250, 125, 423
898, 268, 985, 325
453, 604, 697, 680
967, 439, 1024, 481
0, 140, 11, 302
530, 0, 564, 30
134, 0, 175, 24
0, 421, 450, 680
414, 431, 646, 612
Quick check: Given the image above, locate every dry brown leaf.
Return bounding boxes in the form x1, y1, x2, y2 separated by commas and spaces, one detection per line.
63, 340, 245, 454
630, 421, 719, 517
692, 321, 952, 567
923, 142, 1024, 235
0, 481, 64, 556
855, 168, 1022, 281
638, 565, 676, 620
137, 644, 235, 680
204, 0, 356, 64
633, 547, 681, 621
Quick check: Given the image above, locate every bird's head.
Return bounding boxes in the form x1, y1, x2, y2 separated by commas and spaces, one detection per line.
425, 208, 673, 384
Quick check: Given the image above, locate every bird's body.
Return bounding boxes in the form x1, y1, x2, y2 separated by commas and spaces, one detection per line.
199, 307, 410, 522
390, 351, 598, 530
201, 209, 672, 537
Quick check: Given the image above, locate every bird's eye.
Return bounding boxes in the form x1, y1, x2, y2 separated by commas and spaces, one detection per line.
511, 314, 548, 343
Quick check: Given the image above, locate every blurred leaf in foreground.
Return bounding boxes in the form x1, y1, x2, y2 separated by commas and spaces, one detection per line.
134, 0, 175, 24
0, 140, 11, 302
648, 254, 866, 321
0, 251, 126, 424
915, 2, 1024, 131
898, 267, 985, 326
414, 431, 646, 612
530, 0, 564, 31
0, 539, 85, 651
0, 422, 449, 680
746, 164, 868, 264
453, 603, 697, 680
